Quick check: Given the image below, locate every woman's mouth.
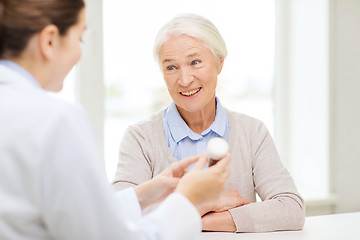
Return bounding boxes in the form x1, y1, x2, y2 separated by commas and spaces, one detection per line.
179, 87, 201, 97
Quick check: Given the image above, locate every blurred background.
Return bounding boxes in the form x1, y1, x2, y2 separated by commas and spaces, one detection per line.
53, 0, 360, 216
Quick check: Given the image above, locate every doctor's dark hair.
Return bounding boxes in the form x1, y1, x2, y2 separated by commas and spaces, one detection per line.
0, 0, 85, 58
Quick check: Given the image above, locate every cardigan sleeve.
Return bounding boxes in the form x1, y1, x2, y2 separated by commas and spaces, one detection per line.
228, 122, 305, 232
112, 125, 154, 191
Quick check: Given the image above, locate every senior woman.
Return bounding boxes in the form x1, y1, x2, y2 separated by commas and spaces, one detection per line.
113, 13, 305, 232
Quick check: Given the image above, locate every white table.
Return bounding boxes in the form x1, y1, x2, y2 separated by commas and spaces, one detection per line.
201, 212, 360, 240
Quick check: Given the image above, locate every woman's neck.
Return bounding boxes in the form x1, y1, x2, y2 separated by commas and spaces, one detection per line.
177, 98, 216, 134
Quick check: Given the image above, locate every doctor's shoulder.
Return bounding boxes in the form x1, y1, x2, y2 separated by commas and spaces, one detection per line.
32, 92, 93, 133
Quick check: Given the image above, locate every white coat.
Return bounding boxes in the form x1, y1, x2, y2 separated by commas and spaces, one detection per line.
0, 62, 201, 240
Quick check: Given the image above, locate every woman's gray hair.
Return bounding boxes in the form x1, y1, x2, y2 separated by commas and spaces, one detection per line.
153, 13, 227, 65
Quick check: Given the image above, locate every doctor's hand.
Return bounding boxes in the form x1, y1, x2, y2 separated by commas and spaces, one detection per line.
175, 153, 231, 211
135, 155, 199, 210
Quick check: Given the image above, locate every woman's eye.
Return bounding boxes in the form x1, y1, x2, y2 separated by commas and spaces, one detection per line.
167, 65, 175, 71
191, 60, 200, 65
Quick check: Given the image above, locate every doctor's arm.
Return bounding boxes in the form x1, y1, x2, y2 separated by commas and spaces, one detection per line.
39, 107, 202, 240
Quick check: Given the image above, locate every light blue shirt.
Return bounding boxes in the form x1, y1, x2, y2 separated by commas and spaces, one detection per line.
163, 97, 230, 161
0, 60, 40, 88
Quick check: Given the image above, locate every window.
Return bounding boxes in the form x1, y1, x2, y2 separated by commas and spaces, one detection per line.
275, 0, 330, 202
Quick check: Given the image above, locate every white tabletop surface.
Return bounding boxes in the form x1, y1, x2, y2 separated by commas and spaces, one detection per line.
201, 212, 360, 240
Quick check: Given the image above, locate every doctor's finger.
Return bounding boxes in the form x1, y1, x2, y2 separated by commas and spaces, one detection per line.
176, 155, 199, 169
210, 154, 231, 172
171, 155, 199, 177
192, 153, 209, 170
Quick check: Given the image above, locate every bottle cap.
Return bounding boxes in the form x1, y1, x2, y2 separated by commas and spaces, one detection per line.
207, 137, 229, 160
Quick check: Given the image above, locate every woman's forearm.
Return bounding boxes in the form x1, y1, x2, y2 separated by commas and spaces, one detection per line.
202, 211, 236, 232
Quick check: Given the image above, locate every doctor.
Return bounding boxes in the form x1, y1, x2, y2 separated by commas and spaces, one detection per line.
0, 0, 230, 239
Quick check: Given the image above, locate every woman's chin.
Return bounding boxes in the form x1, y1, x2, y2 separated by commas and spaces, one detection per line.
176, 103, 204, 114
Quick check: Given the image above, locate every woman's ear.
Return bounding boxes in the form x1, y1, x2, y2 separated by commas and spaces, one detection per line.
217, 58, 224, 74
38, 25, 59, 60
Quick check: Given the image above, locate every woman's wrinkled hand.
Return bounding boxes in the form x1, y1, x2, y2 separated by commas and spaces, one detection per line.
198, 189, 252, 216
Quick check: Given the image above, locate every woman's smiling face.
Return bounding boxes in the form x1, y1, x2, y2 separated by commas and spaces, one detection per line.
159, 34, 223, 114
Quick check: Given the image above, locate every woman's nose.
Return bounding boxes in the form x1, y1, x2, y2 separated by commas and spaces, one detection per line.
178, 68, 194, 86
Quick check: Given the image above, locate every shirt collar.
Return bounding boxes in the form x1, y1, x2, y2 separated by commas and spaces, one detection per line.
0, 60, 41, 88
165, 97, 228, 142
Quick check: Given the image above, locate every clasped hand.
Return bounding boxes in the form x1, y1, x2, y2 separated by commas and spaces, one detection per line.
198, 189, 251, 216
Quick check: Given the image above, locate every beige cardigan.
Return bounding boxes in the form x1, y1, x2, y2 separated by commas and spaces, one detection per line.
113, 108, 305, 232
